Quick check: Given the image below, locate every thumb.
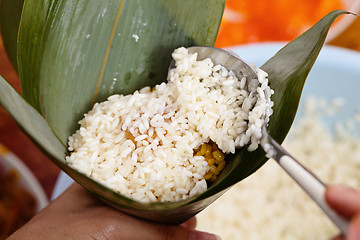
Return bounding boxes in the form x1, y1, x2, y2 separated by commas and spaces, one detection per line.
325, 185, 360, 219
141, 223, 221, 240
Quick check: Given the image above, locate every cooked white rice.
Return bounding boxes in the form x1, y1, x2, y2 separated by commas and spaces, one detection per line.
66, 47, 273, 202
197, 97, 360, 239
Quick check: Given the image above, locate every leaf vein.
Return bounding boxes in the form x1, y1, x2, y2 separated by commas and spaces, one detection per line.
92, 0, 124, 105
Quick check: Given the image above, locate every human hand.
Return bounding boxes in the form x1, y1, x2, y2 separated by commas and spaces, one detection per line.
326, 185, 360, 240
9, 183, 220, 240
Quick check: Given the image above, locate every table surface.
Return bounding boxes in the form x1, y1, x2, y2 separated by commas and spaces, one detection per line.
0, 14, 359, 200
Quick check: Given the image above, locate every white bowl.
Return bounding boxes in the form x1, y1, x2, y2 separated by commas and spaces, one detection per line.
0, 144, 48, 212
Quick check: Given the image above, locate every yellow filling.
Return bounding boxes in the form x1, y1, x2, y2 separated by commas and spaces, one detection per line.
125, 127, 227, 183
194, 142, 226, 182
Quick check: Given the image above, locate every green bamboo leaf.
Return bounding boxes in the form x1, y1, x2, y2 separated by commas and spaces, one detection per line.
14, 0, 226, 223
0, 74, 66, 163
0, 0, 24, 71
17, 0, 225, 145
264, 10, 354, 142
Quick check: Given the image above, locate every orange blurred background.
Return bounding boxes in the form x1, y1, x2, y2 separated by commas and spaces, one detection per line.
215, 0, 349, 48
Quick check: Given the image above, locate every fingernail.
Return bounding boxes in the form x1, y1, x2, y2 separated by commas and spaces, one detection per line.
189, 230, 222, 240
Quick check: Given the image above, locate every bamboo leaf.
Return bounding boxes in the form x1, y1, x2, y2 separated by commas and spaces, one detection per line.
0, 75, 66, 162
17, 0, 225, 144
264, 10, 353, 142
14, 0, 225, 223
0, 0, 24, 71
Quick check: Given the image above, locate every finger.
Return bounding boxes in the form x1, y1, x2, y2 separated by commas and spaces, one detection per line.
104, 213, 220, 240
92, 213, 220, 240
44, 184, 221, 240
58, 183, 101, 206
180, 217, 197, 230
36, 183, 100, 217
325, 185, 360, 219
55, 188, 218, 240
150, 225, 220, 240
347, 213, 360, 240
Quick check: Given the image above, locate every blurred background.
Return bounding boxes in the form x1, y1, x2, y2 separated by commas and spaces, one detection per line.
0, 0, 360, 238
214, 0, 360, 49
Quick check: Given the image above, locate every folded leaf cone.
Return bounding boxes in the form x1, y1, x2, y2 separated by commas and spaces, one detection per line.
0, 2, 351, 224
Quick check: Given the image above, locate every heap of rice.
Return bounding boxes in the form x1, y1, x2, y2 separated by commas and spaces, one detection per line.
197, 97, 360, 239
66, 47, 273, 202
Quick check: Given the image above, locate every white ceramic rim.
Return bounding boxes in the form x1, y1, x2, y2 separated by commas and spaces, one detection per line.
0, 144, 48, 212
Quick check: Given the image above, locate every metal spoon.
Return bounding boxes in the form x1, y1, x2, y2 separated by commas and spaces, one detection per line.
184, 46, 349, 234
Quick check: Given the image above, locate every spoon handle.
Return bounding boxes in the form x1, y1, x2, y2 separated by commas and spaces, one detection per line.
266, 137, 349, 234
